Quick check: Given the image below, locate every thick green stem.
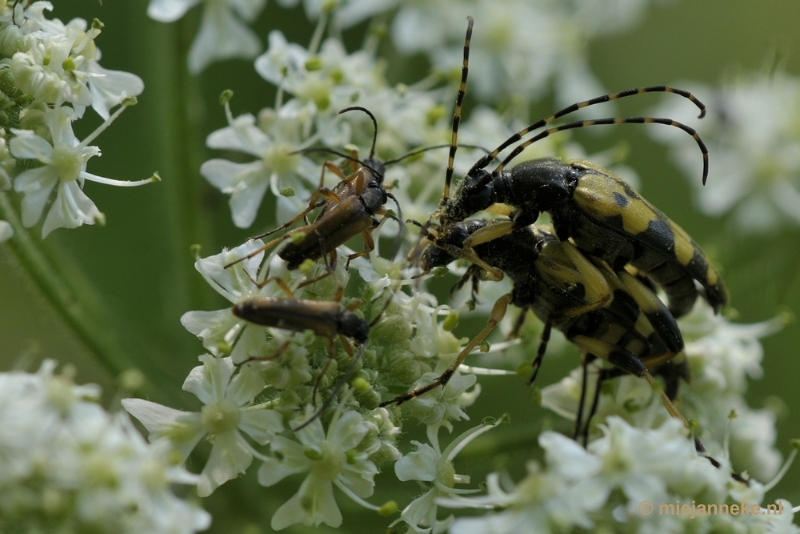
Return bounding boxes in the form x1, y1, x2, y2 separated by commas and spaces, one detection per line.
0, 193, 141, 382
144, 14, 217, 316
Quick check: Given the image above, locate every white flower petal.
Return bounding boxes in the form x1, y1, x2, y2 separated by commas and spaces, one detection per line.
45, 106, 79, 147
271, 475, 341, 529
87, 63, 145, 120
294, 416, 326, 447
182, 354, 235, 404
200, 159, 263, 190
193, 240, 266, 301
14, 166, 59, 227
0, 221, 12, 242
188, 2, 262, 74
395, 443, 437, 482
258, 456, 302, 488
258, 436, 310, 487
41, 181, 101, 237
197, 430, 253, 496
147, 0, 201, 22
539, 431, 601, 480
239, 409, 283, 445
399, 489, 438, 533
225, 364, 265, 406
205, 114, 270, 156
200, 159, 269, 228
329, 410, 369, 450
229, 323, 274, 365
121, 398, 206, 461
254, 31, 309, 87
9, 130, 54, 162
229, 0, 266, 22
229, 173, 269, 228
339, 456, 377, 498
180, 309, 241, 355
121, 398, 193, 433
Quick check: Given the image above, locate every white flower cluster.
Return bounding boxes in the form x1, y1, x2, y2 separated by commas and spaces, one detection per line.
649, 71, 800, 232
149, 0, 657, 111
125, 234, 491, 529
0, 1, 153, 238
441, 417, 799, 534
0, 361, 210, 534
355, 0, 653, 107
199, 19, 456, 231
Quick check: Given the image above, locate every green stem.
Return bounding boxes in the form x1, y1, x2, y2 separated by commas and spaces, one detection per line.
144, 13, 217, 315
0, 193, 140, 382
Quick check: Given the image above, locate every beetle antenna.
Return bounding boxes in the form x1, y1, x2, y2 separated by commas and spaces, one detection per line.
491, 116, 709, 186
386, 192, 406, 260
289, 147, 383, 179
470, 86, 707, 180
383, 143, 489, 166
442, 16, 474, 204
339, 106, 378, 161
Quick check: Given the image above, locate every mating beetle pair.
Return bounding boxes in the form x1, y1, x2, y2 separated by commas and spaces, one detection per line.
378, 17, 727, 445
412, 219, 690, 442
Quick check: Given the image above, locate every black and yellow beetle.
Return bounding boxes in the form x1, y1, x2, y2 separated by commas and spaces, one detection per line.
430, 17, 726, 319
438, 158, 727, 318
384, 220, 692, 439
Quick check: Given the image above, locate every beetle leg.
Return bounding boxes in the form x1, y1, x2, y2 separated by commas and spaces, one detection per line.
484, 203, 514, 216
573, 353, 596, 442
309, 339, 340, 408
509, 307, 529, 338
296, 250, 344, 297
224, 231, 296, 269
252, 162, 343, 240
236, 339, 292, 366
258, 276, 296, 298
380, 293, 511, 407
386, 193, 405, 260
555, 241, 612, 318
442, 219, 514, 281
293, 344, 367, 432
527, 319, 552, 385
339, 334, 355, 357
582, 358, 615, 446
571, 335, 688, 426
345, 228, 376, 268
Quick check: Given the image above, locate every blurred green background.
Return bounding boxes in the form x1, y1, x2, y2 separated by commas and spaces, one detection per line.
1, 0, 799, 531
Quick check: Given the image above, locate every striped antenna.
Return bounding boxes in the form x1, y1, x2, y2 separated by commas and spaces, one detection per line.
491, 116, 710, 185
442, 16, 474, 203
469, 86, 707, 181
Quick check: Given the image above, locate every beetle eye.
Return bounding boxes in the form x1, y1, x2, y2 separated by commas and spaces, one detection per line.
458, 173, 494, 213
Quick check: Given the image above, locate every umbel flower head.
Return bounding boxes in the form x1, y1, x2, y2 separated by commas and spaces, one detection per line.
2, 1, 144, 118
440, 418, 799, 534
123, 355, 284, 497
0, 361, 210, 533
